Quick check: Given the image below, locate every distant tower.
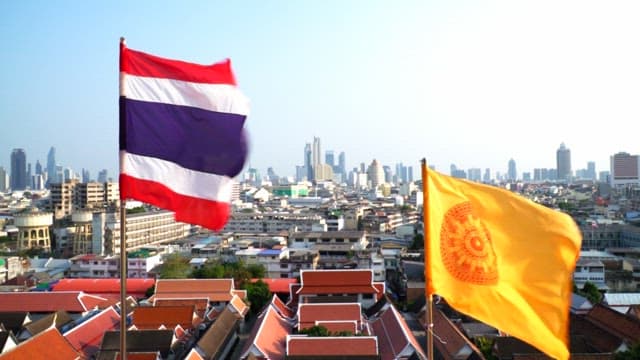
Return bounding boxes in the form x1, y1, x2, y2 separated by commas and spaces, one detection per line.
304, 143, 312, 181
47, 146, 56, 186
325, 150, 335, 168
10, 148, 27, 190
312, 137, 321, 171
0, 167, 8, 192
587, 161, 596, 181
610, 152, 640, 188
508, 158, 517, 181
367, 159, 384, 188
15, 209, 53, 252
338, 152, 346, 176
556, 143, 572, 182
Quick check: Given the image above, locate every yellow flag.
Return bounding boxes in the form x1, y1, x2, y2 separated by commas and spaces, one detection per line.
423, 164, 581, 360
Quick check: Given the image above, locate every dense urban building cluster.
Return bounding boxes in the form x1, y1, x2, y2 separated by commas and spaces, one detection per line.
0, 141, 639, 358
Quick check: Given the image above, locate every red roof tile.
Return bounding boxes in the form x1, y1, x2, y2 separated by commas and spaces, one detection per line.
241, 305, 292, 359
371, 305, 426, 360
153, 298, 209, 318
0, 328, 80, 360
586, 304, 640, 343
63, 307, 120, 358
298, 285, 378, 295
184, 348, 205, 360
52, 278, 155, 299
154, 279, 234, 302
132, 306, 197, 330
301, 269, 373, 287
229, 295, 249, 317
271, 295, 294, 319
298, 303, 362, 331
315, 321, 358, 334
0, 292, 107, 313
286, 336, 378, 356
251, 278, 299, 294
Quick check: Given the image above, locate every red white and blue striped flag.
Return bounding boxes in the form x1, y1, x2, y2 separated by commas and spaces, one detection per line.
119, 42, 249, 230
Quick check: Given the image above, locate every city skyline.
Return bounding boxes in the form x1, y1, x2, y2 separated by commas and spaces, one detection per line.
2, 2, 640, 180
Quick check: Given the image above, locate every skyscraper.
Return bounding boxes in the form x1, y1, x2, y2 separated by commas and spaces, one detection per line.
610, 152, 640, 188
0, 167, 7, 192
325, 150, 335, 168
338, 152, 346, 176
556, 143, 572, 182
587, 161, 596, 181
304, 143, 312, 181
47, 146, 56, 186
367, 159, 384, 188
312, 137, 321, 169
508, 158, 517, 181
10, 148, 27, 190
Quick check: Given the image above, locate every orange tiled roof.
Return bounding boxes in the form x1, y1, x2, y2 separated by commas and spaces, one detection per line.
298, 303, 362, 331
251, 278, 299, 294
0, 328, 80, 360
241, 305, 292, 359
154, 279, 234, 302
0, 292, 107, 313
63, 307, 120, 358
286, 336, 378, 356
229, 295, 249, 317
271, 295, 294, 319
301, 269, 373, 287
52, 278, 155, 298
370, 305, 427, 360
132, 305, 197, 330
586, 304, 640, 343
184, 348, 205, 360
153, 298, 209, 318
297, 285, 378, 295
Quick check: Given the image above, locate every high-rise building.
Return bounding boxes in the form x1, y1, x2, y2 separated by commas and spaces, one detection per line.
82, 169, 91, 183
325, 151, 335, 168
508, 158, 517, 181
483, 168, 491, 183
0, 167, 8, 192
367, 159, 384, 188
304, 143, 312, 181
98, 169, 108, 183
338, 152, 346, 176
556, 143, 572, 182
587, 161, 596, 181
383, 165, 392, 183
35, 160, 42, 175
407, 166, 413, 182
10, 148, 27, 190
468, 168, 482, 182
47, 146, 56, 186
610, 152, 640, 188
312, 137, 321, 171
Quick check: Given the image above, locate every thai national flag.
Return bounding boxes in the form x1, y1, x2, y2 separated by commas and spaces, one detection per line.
119, 42, 249, 230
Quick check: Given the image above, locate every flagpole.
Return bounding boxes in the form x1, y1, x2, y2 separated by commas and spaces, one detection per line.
119, 36, 128, 360
421, 158, 434, 360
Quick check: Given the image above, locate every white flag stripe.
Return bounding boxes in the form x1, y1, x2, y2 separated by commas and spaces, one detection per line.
122, 73, 250, 116
121, 151, 233, 202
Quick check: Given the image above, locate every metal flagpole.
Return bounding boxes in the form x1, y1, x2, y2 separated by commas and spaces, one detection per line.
119, 36, 128, 360
421, 159, 434, 360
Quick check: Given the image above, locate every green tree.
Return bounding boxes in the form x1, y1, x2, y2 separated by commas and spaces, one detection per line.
614, 343, 640, 360
579, 281, 602, 304
247, 263, 266, 279
159, 253, 191, 279
475, 337, 497, 360
145, 284, 155, 298
299, 325, 330, 337
244, 279, 271, 314
410, 233, 424, 250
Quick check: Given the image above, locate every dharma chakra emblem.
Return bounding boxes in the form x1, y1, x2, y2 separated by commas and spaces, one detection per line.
440, 201, 498, 285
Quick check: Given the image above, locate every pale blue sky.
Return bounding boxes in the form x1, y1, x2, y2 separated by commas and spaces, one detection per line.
2, 1, 639, 180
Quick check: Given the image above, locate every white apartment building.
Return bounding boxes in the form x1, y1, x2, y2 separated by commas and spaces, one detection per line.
103, 210, 192, 255
574, 258, 607, 291
68, 251, 162, 278
223, 212, 326, 233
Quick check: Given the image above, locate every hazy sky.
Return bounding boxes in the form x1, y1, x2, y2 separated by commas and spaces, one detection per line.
2, 1, 639, 180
